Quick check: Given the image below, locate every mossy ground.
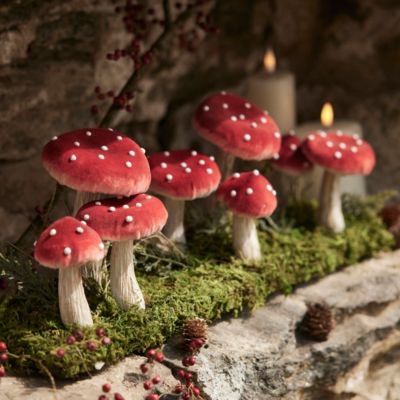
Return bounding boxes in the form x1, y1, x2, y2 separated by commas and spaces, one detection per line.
0, 194, 395, 379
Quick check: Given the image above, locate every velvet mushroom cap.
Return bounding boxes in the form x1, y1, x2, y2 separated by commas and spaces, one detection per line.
271, 131, 313, 175
193, 92, 281, 160
148, 150, 221, 200
76, 193, 168, 242
217, 170, 278, 218
34, 216, 105, 269
42, 128, 151, 196
302, 130, 376, 175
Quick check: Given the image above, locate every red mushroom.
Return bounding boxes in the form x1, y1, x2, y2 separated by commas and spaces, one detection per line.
34, 217, 105, 326
42, 128, 151, 281
302, 130, 375, 232
76, 194, 168, 309
148, 150, 221, 245
271, 131, 313, 200
193, 92, 281, 178
217, 170, 278, 261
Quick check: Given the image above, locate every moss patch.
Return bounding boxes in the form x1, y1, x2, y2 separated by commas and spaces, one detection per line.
0, 194, 395, 379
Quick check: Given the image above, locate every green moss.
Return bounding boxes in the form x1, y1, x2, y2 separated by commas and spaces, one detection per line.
0, 193, 395, 379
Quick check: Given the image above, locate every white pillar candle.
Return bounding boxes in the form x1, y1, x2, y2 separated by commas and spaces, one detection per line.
245, 49, 296, 134
296, 103, 366, 200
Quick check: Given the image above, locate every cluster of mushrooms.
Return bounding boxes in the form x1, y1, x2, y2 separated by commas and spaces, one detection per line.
33, 91, 376, 327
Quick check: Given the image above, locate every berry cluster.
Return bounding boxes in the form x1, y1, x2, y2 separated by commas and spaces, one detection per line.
54, 327, 112, 359
140, 348, 165, 400
0, 341, 8, 378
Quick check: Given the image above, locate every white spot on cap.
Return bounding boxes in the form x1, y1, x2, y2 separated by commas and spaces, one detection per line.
273, 153, 280, 160
76, 226, 84, 234
326, 141, 334, 148
99, 242, 105, 250
63, 247, 72, 255
336, 130, 343, 136
334, 151, 342, 159
125, 161, 132, 168
221, 91, 227, 95
351, 146, 358, 153
233, 172, 240, 178
209, 156, 215, 161
108, 128, 113, 131
33, 240, 37, 247
356, 139, 363, 146
83, 214, 90, 221
253, 169, 260, 175
203, 105, 210, 112
108, 206, 116, 212
74, 141, 80, 147
122, 204, 129, 209
164, 151, 170, 156
266, 184, 273, 191
128, 150, 136, 156
246, 188, 253, 195
264, 110, 269, 115
146, 195, 152, 199
230, 190, 237, 197
353, 134, 360, 140
86, 131, 92, 136
141, 148, 146, 154
244, 102, 251, 109
272, 190, 277, 196
49, 228, 57, 236
239, 114, 245, 120
161, 162, 167, 168
116, 135, 123, 140
69, 154, 77, 161
51, 136, 58, 141
185, 167, 192, 173
251, 122, 258, 128
231, 116, 238, 122
98, 154, 105, 160
206, 168, 213, 174
261, 117, 267, 124
135, 202, 142, 208
289, 144, 297, 151
95, 201, 101, 205
222, 103, 228, 109
80, 220, 87, 225
101, 145, 108, 151
166, 174, 173, 182
308, 134, 315, 141
198, 159, 206, 165
181, 162, 187, 168
125, 215, 133, 223
274, 132, 281, 139
289, 130, 296, 136
243, 133, 251, 142
339, 142, 347, 149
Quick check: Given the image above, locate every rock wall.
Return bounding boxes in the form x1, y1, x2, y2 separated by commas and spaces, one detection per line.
1, 0, 400, 241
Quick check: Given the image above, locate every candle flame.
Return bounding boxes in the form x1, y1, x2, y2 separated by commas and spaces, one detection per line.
321, 102, 334, 128
263, 48, 276, 74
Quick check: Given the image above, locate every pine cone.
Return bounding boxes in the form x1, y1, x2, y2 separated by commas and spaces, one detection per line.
299, 302, 333, 342
182, 317, 208, 341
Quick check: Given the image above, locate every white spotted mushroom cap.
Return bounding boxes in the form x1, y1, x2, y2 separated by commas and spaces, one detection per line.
148, 150, 221, 200
34, 216, 105, 269
42, 128, 151, 196
193, 92, 281, 161
216, 170, 278, 218
302, 130, 375, 175
75, 193, 168, 242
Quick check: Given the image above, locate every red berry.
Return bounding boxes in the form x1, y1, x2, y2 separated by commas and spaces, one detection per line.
182, 356, 190, 367
56, 348, 65, 358
114, 394, 125, 400
154, 351, 164, 362
98, 396, 107, 400
0, 353, 8, 362
174, 383, 183, 393
107, 91, 115, 97
145, 394, 159, 400
146, 349, 156, 358
0, 342, 7, 352
188, 356, 196, 366
86, 340, 97, 352
182, 394, 190, 400
193, 387, 201, 396
143, 380, 152, 390
102, 337, 112, 346
0, 366, 5, 377
185, 372, 193, 382
96, 328, 106, 338
102, 383, 112, 393
66, 336, 76, 345
151, 375, 161, 384
73, 329, 84, 341
177, 369, 185, 380
94, 86, 101, 94
140, 363, 149, 373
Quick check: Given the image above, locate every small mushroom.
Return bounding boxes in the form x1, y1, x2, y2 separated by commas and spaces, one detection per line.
34, 217, 105, 326
302, 130, 375, 232
193, 92, 281, 178
42, 128, 151, 281
148, 150, 221, 245
217, 170, 278, 261
76, 194, 168, 310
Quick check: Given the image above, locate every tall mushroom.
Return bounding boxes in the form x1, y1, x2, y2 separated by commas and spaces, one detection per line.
217, 170, 278, 261
34, 217, 105, 326
76, 194, 168, 310
302, 130, 375, 232
271, 131, 313, 200
42, 128, 151, 281
148, 150, 221, 245
193, 91, 281, 178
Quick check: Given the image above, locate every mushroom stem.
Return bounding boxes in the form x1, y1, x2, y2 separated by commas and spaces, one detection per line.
74, 192, 107, 284
162, 198, 186, 245
318, 170, 345, 233
110, 240, 145, 310
232, 215, 261, 261
219, 151, 235, 180
58, 267, 93, 326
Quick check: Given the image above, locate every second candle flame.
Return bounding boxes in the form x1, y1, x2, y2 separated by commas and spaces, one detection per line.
321, 102, 334, 128
263, 48, 276, 74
